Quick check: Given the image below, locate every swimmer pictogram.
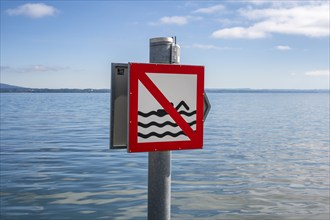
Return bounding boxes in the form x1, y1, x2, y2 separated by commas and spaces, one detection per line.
137, 101, 196, 139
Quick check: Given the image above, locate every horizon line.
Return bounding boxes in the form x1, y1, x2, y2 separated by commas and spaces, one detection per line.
0, 83, 329, 91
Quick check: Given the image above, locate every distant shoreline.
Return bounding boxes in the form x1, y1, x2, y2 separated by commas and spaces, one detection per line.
205, 88, 329, 93
0, 83, 328, 93
0, 88, 110, 93
1, 88, 329, 94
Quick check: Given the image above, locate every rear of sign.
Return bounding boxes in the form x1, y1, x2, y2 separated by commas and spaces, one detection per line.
128, 63, 205, 153
110, 63, 128, 149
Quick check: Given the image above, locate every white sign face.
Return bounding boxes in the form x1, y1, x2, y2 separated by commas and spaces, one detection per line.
137, 73, 197, 143
128, 62, 204, 153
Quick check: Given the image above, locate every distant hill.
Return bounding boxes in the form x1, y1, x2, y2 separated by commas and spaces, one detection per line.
0, 83, 110, 93
0, 83, 27, 90
0, 83, 31, 92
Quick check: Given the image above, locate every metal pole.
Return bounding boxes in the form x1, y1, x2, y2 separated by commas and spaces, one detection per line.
148, 151, 171, 220
148, 37, 180, 220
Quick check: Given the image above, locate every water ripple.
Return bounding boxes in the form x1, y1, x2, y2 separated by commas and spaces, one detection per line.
1, 93, 329, 219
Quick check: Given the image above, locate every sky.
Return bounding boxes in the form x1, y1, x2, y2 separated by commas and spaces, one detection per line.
0, 0, 329, 89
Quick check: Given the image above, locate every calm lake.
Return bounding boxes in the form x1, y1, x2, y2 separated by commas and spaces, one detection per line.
1, 92, 329, 220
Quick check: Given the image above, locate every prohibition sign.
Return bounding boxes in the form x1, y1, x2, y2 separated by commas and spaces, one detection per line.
128, 63, 204, 153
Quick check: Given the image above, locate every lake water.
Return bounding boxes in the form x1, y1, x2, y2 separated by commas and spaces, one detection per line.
0, 92, 329, 220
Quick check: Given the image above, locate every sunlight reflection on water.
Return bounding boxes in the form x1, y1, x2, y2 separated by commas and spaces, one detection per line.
1, 93, 329, 219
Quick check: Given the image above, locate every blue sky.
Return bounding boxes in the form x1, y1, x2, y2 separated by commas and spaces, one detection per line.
1, 0, 329, 89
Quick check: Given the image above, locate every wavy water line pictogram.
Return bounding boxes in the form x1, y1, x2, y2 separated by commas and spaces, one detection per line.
177, 110, 196, 117
138, 101, 196, 118
138, 131, 186, 139
138, 120, 196, 128
138, 110, 167, 117
137, 101, 196, 139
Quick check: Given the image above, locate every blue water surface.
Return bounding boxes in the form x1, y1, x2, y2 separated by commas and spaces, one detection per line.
0, 92, 329, 219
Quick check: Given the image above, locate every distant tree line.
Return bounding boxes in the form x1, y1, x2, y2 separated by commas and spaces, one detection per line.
0, 88, 110, 93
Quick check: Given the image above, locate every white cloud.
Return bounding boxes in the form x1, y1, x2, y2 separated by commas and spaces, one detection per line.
276, 45, 291, 50
305, 70, 329, 77
246, 0, 268, 5
185, 44, 239, 50
33, 65, 54, 72
212, 2, 329, 39
6, 3, 59, 18
212, 27, 266, 39
160, 16, 189, 25
188, 44, 219, 49
150, 16, 202, 26
193, 4, 225, 14
216, 18, 242, 27
1, 65, 68, 73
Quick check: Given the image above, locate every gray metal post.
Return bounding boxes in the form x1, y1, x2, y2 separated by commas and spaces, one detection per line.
148, 37, 180, 220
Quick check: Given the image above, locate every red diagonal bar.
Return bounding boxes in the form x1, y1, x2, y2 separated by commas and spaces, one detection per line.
138, 72, 196, 142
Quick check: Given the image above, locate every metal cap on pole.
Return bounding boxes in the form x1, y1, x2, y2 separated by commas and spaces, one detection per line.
150, 37, 180, 64
148, 37, 180, 220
